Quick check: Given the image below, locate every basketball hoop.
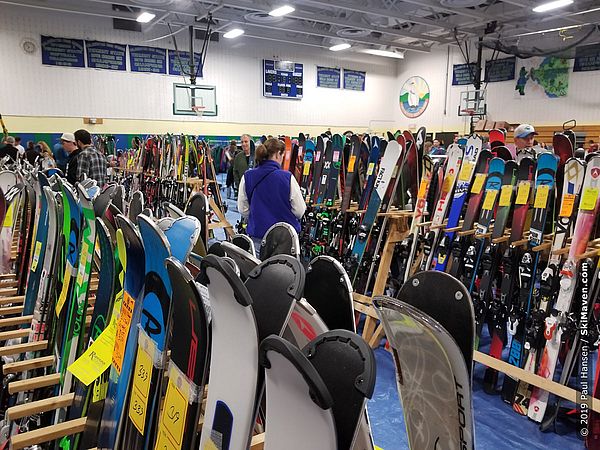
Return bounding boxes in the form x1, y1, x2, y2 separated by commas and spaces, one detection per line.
460, 108, 477, 116
191, 105, 206, 118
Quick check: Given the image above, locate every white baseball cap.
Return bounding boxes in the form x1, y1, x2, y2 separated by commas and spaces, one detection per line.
514, 124, 537, 139
60, 132, 76, 142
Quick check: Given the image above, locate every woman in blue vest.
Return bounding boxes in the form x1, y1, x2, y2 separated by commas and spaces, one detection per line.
238, 138, 306, 249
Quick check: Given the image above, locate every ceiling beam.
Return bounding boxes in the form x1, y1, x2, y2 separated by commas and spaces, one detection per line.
214, 0, 451, 44
296, 0, 477, 35
211, 9, 431, 52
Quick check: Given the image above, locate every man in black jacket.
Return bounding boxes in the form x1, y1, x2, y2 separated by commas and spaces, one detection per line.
0, 136, 18, 161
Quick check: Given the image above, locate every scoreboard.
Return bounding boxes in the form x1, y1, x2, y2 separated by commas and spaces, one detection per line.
263, 59, 303, 99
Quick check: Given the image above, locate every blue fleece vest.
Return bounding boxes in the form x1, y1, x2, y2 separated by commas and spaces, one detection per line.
244, 160, 301, 239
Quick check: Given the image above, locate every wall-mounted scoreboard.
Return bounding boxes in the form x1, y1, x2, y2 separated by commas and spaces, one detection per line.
263, 59, 303, 99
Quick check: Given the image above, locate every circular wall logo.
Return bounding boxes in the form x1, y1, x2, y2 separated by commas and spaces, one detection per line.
399, 76, 430, 118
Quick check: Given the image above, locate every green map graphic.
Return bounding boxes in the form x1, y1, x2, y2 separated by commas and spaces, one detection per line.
528, 57, 569, 97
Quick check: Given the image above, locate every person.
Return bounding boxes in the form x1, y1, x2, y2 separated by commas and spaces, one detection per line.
225, 140, 237, 199
38, 141, 56, 170
429, 139, 445, 156
233, 134, 251, 196
513, 123, 537, 161
65, 129, 107, 186
0, 136, 18, 161
24, 142, 40, 166
588, 139, 599, 153
14, 137, 24, 157
238, 138, 306, 249
53, 140, 69, 173
423, 140, 433, 156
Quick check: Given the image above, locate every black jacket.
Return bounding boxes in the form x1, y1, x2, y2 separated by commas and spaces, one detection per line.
0, 144, 18, 161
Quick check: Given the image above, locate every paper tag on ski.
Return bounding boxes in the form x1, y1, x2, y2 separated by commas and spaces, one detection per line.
499, 185, 513, 207
302, 161, 311, 176
482, 190, 498, 211
75, 246, 89, 287
470, 173, 486, 195
155, 373, 190, 448
30, 241, 42, 273
458, 161, 474, 182
366, 162, 375, 176
441, 173, 455, 194
417, 179, 428, 199
128, 336, 154, 435
533, 184, 550, 209
2, 203, 14, 228
67, 314, 117, 386
515, 182, 531, 205
55, 266, 72, 317
112, 291, 135, 374
347, 155, 357, 173
580, 187, 599, 211
558, 193, 576, 217
204, 441, 219, 450
332, 151, 340, 162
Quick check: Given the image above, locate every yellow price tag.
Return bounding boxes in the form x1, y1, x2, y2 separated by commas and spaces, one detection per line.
347, 155, 357, 173
129, 342, 153, 435
559, 193, 576, 217
470, 174, 486, 195
67, 315, 117, 386
417, 180, 428, 199
30, 241, 42, 273
56, 267, 72, 317
366, 162, 375, 176
482, 190, 498, 211
2, 203, 14, 228
441, 173, 455, 194
302, 161, 311, 176
533, 185, 550, 209
515, 181, 531, 205
580, 187, 599, 211
499, 185, 513, 207
156, 379, 189, 448
112, 291, 136, 374
458, 161, 474, 182
203, 441, 219, 450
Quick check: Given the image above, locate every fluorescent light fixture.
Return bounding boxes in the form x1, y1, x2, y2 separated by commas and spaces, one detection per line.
269, 5, 295, 17
329, 43, 351, 51
136, 12, 156, 23
533, 0, 573, 13
362, 49, 404, 59
223, 28, 245, 39
511, 23, 583, 37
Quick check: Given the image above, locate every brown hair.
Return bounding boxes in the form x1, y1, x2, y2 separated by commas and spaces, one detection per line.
255, 138, 285, 165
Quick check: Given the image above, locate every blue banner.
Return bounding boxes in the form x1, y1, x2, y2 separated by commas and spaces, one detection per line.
574, 43, 600, 72
317, 66, 341, 88
484, 57, 515, 82
41, 36, 85, 68
452, 63, 477, 86
168, 50, 203, 76
85, 40, 126, 71
343, 69, 365, 91
129, 45, 167, 74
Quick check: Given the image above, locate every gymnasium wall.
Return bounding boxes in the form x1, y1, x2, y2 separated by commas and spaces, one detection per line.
394, 45, 600, 134
0, 4, 400, 137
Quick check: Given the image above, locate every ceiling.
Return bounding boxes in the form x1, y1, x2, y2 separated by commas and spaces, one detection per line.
4, 0, 600, 56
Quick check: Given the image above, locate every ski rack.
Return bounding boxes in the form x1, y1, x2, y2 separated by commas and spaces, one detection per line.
350, 209, 600, 416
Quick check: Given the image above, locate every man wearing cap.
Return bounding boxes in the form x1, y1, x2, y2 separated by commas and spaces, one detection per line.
514, 123, 538, 162
54, 133, 73, 173
65, 129, 107, 186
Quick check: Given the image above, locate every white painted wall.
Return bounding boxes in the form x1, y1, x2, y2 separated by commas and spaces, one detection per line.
395, 45, 600, 133
0, 4, 399, 130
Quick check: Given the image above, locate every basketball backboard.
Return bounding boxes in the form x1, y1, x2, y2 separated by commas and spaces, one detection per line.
173, 83, 217, 116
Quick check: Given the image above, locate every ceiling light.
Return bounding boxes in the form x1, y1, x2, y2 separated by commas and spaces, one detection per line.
362, 49, 404, 59
329, 43, 351, 51
533, 0, 573, 13
136, 12, 156, 23
269, 5, 295, 17
223, 28, 245, 39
